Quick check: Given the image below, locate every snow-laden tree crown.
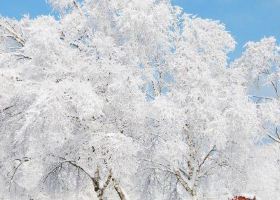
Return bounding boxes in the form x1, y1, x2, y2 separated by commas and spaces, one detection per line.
0, 0, 280, 199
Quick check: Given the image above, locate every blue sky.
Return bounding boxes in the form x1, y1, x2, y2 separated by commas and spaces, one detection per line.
0, 0, 52, 19
173, 0, 280, 59
0, 0, 280, 59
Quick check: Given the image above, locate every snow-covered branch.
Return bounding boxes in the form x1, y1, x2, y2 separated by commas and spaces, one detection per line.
0, 21, 25, 46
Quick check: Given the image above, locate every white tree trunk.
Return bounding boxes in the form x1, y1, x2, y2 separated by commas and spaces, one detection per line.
192, 195, 198, 200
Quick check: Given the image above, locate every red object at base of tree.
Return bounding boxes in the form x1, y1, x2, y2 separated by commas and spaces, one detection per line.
231, 196, 256, 200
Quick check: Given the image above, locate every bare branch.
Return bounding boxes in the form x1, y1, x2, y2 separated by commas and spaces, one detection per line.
73, 1, 83, 16
101, 169, 112, 193
271, 81, 279, 97
14, 54, 32, 60
198, 145, 216, 170
92, 166, 101, 193
43, 162, 63, 183
249, 95, 273, 101
179, 168, 191, 180
112, 178, 127, 200
9, 157, 30, 191
267, 133, 280, 143
66, 160, 93, 179
175, 170, 196, 197
198, 159, 229, 179
1, 105, 15, 112
0, 21, 25, 46
276, 127, 280, 140
43, 159, 93, 183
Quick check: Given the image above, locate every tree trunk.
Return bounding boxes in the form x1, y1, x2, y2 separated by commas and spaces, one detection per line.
97, 192, 104, 200
192, 196, 198, 200
112, 178, 126, 200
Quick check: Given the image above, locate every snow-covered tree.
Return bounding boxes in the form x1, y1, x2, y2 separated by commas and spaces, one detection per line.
230, 37, 280, 200
0, 0, 280, 199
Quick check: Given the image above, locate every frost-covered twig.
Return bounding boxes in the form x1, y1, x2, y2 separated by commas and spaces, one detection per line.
0, 21, 25, 46
271, 81, 279, 97
9, 157, 30, 191
72, 0, 83, 16
14, 54, 32, 60
267, 134, 280, 143
198, 145, 216, 170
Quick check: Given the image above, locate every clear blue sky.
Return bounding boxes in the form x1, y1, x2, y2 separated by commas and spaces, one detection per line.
0, 0, 280, 58
173, 0, 280, 59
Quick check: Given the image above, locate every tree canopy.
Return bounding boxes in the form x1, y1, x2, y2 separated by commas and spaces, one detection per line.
0, 0, 280, 199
